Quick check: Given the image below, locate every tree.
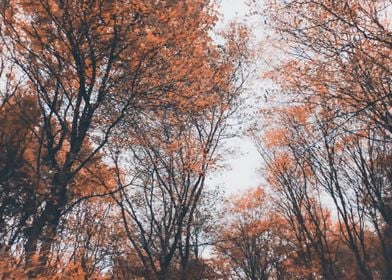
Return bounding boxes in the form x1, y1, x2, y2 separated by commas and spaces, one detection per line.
0, 0, 240, 273
109, 26, 250, 278
254, 0, 392, 278
213, 187, 295, 280
256, 104, 388, 279
262, 0, 392, 133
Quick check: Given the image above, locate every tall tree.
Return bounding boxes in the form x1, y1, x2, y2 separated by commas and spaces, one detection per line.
254, 0, 392, 278
110, 27, 250, 278
0, 0, 248, 275
214, 187, 294, 280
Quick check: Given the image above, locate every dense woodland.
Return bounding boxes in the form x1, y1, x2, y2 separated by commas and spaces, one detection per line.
0, 0, 391, 279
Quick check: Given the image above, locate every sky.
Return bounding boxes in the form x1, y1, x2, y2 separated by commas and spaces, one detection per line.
206, 0, 265, 195
218, 0, 249, 24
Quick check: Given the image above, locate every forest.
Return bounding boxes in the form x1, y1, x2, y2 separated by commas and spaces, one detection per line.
0, 0, 391, 279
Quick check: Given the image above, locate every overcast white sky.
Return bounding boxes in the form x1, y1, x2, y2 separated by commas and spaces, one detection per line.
218, 0, 249, 23
206, 0, 264, 195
